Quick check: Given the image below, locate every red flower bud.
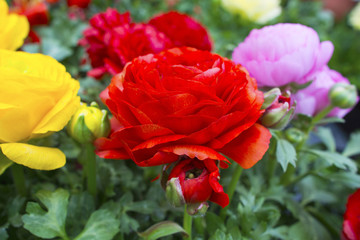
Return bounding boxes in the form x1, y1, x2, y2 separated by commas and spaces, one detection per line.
166, 158, 229, 208
12, 1, 49, 26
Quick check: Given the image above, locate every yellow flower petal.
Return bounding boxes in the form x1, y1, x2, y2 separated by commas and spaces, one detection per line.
0, 151, 12, 175
0, 0, 29, 50
0, 143, 66, 170
0, 50, 80, 143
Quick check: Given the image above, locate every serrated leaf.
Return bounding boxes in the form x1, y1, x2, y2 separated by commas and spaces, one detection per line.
74, 209, 120, 240
343, 131, 360, 157
276, 139, 297, 171
315, 127, 335, 152
138, 221, 188, 240
22, 189, 69, 239
307, 149, 357, 172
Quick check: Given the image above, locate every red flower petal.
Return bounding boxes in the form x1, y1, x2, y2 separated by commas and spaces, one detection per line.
219, 123, 271, 169
160, 145, 228, 162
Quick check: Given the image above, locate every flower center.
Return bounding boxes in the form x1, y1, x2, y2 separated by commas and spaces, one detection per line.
185, 168, 203, 179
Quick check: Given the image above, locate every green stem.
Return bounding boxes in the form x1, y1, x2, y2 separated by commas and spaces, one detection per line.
193, 217, 204, 236
267, 139, 277, 182
219, 165, 243, 221
280, 165, 295, 186
11, 164, 26, 196
183, 205, 192, 240
85, 144, 97, 197
312, 105, 333, 125
283, 171, 313, 187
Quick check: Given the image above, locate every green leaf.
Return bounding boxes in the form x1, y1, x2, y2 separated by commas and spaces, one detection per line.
22, 189, 69, 239
205, 212, 226, 236
316, 117, 345, 125
8, 196, 26, 227
276, 139, 297, 171
343, 131, 360, 157
42, 39, 72, 61
306, 149, 357, 172
138, 221, 188, 240
74, 209, 120, 240
209, 229, 233, 240
315, 127, 336, 152
322, 171, 360, 189
0, 227, 8, 240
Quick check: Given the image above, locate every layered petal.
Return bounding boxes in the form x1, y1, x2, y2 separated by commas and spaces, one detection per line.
0, 143, 65, 170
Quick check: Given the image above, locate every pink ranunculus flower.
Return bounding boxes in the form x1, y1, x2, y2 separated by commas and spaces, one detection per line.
294, 66, 355, 118
232, 23, 334, 87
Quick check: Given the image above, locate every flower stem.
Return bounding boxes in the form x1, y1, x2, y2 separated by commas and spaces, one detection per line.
11, 163, 26, 196
85, 144, 97, 197
219, 165, 243, 221
183, 205, 192, 240
312, 105, 333, 125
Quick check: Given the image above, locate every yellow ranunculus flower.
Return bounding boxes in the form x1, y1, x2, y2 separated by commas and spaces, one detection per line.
221, 0, 282, 24
349, 2, 360, 31
0, 49, 80, 172
0, 0, 29, 50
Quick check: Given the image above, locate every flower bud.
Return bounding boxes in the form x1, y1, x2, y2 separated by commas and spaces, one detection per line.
260, 89, 296, 130
284, 128, 304, 144
68, 102, 110, 144
186, 202, 209, 216
165, 177, 185, 207
329, 83, 358, 109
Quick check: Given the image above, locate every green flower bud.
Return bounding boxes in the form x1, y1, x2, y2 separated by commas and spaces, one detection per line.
329, 83, 358, 109
285, 128, 304, 144
186, 202, 209, 216
166, 177, 185, 207
68, 102, 111, 144
261, 88, 282, 110
260, 89, 296, 130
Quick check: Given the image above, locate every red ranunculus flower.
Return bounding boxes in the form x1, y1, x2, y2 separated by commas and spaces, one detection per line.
12, 0, 49, 26
167, 158, 229, 208
80, 9, 213, 79
95, 47, 271, 171
148, 11, 212, 51
342, 189, 360, 240
67, 0, 91, 8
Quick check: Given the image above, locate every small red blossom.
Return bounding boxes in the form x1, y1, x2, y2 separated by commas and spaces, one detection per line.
167, 158, 229, 208
148, 11, 212, 51
67, 0, 91, 9
80, 9, 213, 79
12, 0, 49, 26
342, 189, 360, 240
95, 47, 271, 170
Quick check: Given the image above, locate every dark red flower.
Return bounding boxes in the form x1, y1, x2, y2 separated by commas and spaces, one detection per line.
80, 9, 213, 79
167, 158, 229, 208
95, 47, 271, 170
342, 189, 360, 240
149, 11, 212, 51
12, 0, 49, 26
67, 0, 91, 8
80, 9, 171, 79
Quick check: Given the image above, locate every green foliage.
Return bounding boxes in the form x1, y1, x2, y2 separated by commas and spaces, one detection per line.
22, 189, 70, 239
275, 139, 297, 171
138, 221, 188, 240
74, 210, 120, 240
